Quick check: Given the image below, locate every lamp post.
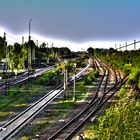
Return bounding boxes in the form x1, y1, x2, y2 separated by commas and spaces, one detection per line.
73, 63, 76, 101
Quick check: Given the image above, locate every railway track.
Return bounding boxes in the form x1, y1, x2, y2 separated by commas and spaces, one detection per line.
0, 67, 55, 126
42, 58, 127, 140
0, 64, 90, 140
0, 67, 54, 94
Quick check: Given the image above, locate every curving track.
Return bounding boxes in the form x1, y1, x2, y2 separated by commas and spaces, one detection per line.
43, 58, 127, 140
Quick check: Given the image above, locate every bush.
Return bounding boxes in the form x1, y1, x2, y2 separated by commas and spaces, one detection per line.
127, 67, 140, 87
33, 68, 61, 86
84, 71, 99, 85
93, 99, 140, 140
122, 64, 131, 76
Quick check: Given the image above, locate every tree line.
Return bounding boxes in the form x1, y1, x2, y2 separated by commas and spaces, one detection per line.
85, 47, 140, 139
0, 36, 72, 73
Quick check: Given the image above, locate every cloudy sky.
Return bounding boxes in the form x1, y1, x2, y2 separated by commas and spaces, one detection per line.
0, 0, 140, 51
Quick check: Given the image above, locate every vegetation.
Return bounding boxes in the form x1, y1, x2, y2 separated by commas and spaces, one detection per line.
84, 71, 99, 85
100, 48, 140, 88
84, 48, 140, 140
0, 67, 63, 121
19, 68, 98, 139
87, 47, 95, 57
0, 85, 44, 120
33, 67, 62, 86
85, 86, 140, 140
0, 36, 72, 75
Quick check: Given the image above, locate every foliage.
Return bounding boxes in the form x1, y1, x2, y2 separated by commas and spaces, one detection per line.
94, 99, 140, 140
84, 49, 140, 139
100, 49, 140, 89
0, 36, 5, 61
100, 49, 140, 76
0, 35, 73, 74
87, 47, 94, 57
33, 68, 61, 86
127, 67, 140, 88
84, 86, 140, 140
84, 71, 99, 85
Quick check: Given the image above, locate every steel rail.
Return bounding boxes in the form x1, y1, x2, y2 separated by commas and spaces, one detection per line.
0, 65, 90, 140
47, 58, 110, 140
0, 67, 54, 94
65, 76, 127, 140
64, 63, 127, 140
47, 58, 122, 140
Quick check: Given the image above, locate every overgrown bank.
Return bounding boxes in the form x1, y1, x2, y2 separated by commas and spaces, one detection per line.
84, 49, 140, 139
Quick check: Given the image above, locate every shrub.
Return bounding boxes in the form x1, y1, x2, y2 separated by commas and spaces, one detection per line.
127, 67, 140, 87
84, 71, 99, 85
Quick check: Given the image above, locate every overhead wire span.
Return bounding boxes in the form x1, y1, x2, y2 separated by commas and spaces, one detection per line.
6, 33, 20, 42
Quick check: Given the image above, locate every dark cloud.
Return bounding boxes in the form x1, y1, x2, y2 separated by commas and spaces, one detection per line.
0, 0, 140, 42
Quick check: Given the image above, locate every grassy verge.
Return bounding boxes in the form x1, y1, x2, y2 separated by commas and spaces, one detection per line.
0, 85, 44, 121
0, 68, 62, 121
84, 84, 140, 140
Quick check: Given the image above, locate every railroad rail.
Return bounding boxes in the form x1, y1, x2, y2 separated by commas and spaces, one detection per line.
0, 67, 54, 94
0, 64, 90, 140
44, 58, 126, 140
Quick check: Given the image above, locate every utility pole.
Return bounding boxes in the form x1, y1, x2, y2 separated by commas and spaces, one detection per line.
32, 44, 35, 64
65, 68, 68, 85
4, 32, 9, 95
73, 63, 76, 101
119, 44, 121, 51
115, 44, 117, 50
63, 60, 68, 100
63, 63, 66, 100
36, 40, 38, 66
126, 42, 127, 50
36, 40, 38, 47
28, 19, 32, 72
22, 36, 24, 45
134, 40, 136, 50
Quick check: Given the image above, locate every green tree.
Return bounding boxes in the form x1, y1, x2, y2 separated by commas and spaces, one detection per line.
0, 36, 5, 62
87, 47, 94, 57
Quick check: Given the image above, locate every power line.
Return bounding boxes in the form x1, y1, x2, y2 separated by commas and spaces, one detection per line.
6, 33, 20, 42
115, 40, 140, 50
7, 39, 15, 44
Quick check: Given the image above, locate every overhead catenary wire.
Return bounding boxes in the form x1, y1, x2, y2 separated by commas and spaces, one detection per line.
6, 33, 20, 43
115, 40, 140, 50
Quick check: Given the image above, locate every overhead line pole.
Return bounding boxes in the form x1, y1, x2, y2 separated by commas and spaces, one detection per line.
126, 42, 127, 50
28, 19, 32, 72
116, 40, 140, 50
27, 19, 32, 85
73, 63, 76, 101
134, 40, 136, 50
4, 32, 9, 95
